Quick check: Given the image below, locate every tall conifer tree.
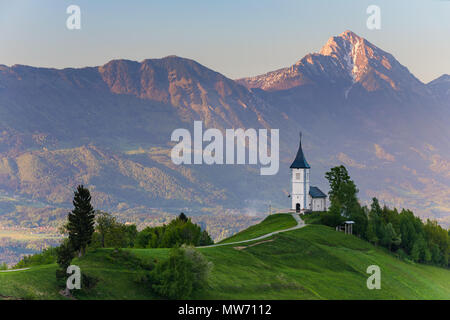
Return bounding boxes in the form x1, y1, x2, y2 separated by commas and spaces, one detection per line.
67, 185, 95, 256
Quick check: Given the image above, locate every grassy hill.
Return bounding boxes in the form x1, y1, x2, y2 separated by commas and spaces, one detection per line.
219, 213, 297, 244
1, 214, 449, 300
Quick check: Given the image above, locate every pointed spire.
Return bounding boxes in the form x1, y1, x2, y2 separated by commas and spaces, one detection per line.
290, 132, 310, 169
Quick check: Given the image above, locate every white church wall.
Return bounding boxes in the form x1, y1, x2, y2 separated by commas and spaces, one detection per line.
311, 198, 326, 211
291, 168, 310, 210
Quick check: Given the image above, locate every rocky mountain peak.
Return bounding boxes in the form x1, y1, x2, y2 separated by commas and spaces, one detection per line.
238, 30, 425, 94
319, 30, 364, 56
319, 30, 387, 83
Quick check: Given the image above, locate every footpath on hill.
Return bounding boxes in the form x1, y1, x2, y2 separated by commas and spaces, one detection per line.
0, 267, 30, 273
199, 213, 305, 248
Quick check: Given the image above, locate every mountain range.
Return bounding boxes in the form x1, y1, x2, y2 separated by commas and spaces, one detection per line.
0, 31, 449, 243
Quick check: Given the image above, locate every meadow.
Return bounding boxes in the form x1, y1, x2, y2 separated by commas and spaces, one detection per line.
1, 215, 449, 300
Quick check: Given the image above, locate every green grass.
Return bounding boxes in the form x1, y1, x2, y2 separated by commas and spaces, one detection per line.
0, 264, 62, 300
1, 215, 449, 300
219, 213, 297, 244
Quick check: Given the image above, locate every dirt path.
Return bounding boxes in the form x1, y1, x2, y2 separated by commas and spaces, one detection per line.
199, 213, 305, 248
233, 239, 274, 250
0, 267, 30, 273
0, 294, 24, 300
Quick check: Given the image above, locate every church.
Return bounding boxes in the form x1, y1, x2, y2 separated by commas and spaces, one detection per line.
290, 134, 327, 213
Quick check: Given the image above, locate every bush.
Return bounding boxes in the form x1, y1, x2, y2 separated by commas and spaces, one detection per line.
182, 246, 212, 290
396, 249, 409, 261
56, 239, 75, 270
108, 249, 154, 271
81, 273, 99, 291
135, 213, 214, 249
55, 268, 68, 289
55, 239, 76, 289
14, 247, 58, 269
148, 246, 212, 299
301, 211, 323, 225
303, 211, 344, 228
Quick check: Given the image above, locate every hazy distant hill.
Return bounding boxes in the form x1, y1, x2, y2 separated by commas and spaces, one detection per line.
0, 30, 449, 239
428, 74, 450, 105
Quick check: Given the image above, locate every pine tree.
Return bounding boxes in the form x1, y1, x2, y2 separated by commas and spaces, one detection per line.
67, 185, 96, 256
178, 212, 188, 223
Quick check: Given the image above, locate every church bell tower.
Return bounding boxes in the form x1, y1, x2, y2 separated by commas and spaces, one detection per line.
290, 133, 310, 212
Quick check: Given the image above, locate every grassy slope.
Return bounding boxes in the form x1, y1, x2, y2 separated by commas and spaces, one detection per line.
1, 215, 449, 300
0, 264, 62, 300
219, 213, 297, 244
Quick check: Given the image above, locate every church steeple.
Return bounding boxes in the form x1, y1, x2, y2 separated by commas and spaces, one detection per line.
290, 132, 310, 169
290, 132, 326, 213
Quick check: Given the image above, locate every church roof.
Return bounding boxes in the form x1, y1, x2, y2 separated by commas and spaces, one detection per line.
290, 133, 310, 169
309, 186, 327, 198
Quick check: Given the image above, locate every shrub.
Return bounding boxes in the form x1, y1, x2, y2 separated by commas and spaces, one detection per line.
108, 249, 154, 271
396, 249, 409, 261
148, 246, 212, 299
55, 239, 76, 288
303, 211, 344, 228
14, 247, 58, 269
81, 273, 99, 291
56, 239, 75, 270
134, 214, 214, 249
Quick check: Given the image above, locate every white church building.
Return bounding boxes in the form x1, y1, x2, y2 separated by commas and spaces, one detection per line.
290, 134, 327, 213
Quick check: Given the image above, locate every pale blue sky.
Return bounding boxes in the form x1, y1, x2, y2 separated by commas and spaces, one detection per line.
0, 0, 449, 82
